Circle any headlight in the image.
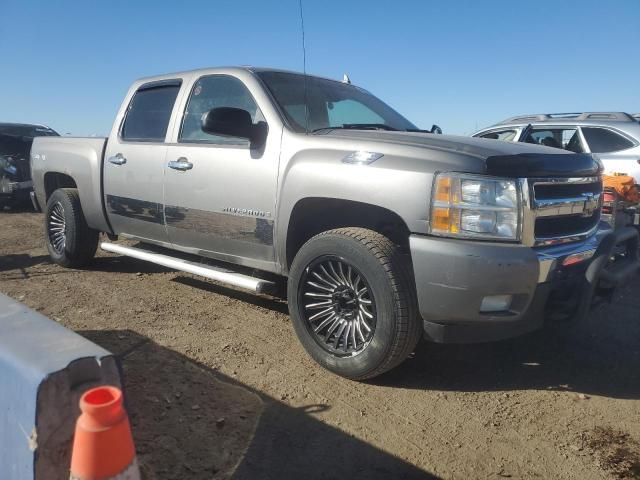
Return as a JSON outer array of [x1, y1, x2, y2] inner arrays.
[[429, 173, 521, 241]]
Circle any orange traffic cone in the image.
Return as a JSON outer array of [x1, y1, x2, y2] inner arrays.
[[69, 386, 140, 480]]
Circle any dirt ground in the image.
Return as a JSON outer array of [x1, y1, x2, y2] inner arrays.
[[1, 208, 639, 479]]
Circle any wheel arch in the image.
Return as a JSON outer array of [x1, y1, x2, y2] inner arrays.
[[284, 197, 411, 271], [42, 171, 111, 234], [43, 172, 77, 201]]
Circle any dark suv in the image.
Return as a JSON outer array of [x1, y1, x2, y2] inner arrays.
[[0, 123, 59, 209]]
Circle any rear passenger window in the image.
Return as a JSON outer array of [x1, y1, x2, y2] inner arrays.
[[524, 128, 585, 153], [121, 82, 181, 142], [581, 127, 635, 153], [180, 75, 264, 145]]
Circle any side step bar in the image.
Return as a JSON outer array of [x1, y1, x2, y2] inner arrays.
[[100, 243, 275, 294]]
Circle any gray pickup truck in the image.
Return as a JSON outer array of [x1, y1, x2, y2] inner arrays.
[[31, 67, 639, 379]]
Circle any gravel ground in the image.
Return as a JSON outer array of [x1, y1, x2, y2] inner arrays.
[[1, 208, 639, 479]]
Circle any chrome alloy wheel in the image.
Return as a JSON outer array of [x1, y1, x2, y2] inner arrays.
[[48, 201, 67, 254], [300, 256, 377, 356]]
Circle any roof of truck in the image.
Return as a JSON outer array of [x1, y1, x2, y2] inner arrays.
[[0, 123, 58, 137], [0, 122, 54, 128], [135, 66, 347, 85]]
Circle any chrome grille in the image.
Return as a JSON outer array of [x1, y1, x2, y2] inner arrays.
[[521, 177, 602, 246]]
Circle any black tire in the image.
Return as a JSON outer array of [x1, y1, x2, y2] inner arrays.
[[287, 227, 422, 380], [45, 188, 99, 267]]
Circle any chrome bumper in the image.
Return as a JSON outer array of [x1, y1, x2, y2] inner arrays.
[[536, 225, 609, 283], [410, 222, 638, 344]]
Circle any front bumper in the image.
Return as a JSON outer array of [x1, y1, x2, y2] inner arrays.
[[410, 224, 639, 344]]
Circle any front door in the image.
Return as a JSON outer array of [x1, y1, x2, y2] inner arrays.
[[103, 80, 182, 244], [163, 74, 279, 271]]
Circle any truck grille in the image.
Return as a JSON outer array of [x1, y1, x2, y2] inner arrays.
[[534, 214, 600, 238], [525, 177, 602, 246], [15, 158, 31, 182]]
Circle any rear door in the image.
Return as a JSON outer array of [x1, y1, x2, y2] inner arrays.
[[580, 126, 640, 181], [103, 79, 182, 244], [163, 74, 280, 271]]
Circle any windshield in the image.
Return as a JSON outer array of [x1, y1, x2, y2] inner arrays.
[[256, 71, 418, 133]]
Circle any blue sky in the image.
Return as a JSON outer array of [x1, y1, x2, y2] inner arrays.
[[1, 0, 639, 136]]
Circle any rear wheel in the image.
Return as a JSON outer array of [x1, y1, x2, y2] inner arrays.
[[288, 227, 422, 380], [45, 188, 99, 267]]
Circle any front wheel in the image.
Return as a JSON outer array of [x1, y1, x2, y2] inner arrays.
[[45, 188, 99, 267], [288, 228, 422, 380]]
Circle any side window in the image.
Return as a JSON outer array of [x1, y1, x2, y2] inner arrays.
[[122, 83, 181, 142], [524, 128, 585, 153], [479, 129, 517, 142], [581, 127, 635, 153], [180, 75, 264, 144], [327, 99, 385, 126]]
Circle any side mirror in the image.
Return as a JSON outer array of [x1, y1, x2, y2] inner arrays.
[[430, 124, 443, 135], [201, 107, 267, 147]]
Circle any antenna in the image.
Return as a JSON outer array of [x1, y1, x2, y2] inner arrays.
[[298, 0, 309, 133]]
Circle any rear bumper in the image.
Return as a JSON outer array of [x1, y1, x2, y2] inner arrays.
[[410, 225, 639, 344], [0, 179, 32, 196]]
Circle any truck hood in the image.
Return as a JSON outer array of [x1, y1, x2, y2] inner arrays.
[[323, 130, 566, 158], [319, 130, 601, 177]]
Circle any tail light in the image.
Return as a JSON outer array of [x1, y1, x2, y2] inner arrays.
[[602, 190, 616, 215], [603, 191, 616, 204]]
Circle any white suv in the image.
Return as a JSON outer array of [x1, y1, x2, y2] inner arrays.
[[473, 112, 640, 183]]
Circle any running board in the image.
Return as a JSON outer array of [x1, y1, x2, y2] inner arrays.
[[100, 242, 275, 294]]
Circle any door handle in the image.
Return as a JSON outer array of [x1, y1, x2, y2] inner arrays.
[[168, 157, 193, 171], [108, 153, 127, 165]]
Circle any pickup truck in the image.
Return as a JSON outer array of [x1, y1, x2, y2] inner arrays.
[[31, 67, 640, 380]]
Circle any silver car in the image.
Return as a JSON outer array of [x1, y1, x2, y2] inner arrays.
[[473, 112, 640, 183]]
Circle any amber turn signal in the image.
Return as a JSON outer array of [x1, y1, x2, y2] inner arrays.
[[434, 176, 452, 203], [431, 207, 460, 234]]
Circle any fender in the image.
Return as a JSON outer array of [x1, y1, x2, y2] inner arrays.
[[31, 136, 111, 233], [275, 146, 437, 271]]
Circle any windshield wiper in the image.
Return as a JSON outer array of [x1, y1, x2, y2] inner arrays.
[[311, 123, 400, 133]]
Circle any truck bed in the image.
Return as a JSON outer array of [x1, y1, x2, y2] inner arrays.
[[31, 136, 110, 233]]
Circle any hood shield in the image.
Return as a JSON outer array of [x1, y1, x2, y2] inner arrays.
[[485, 153, 601, 178]]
